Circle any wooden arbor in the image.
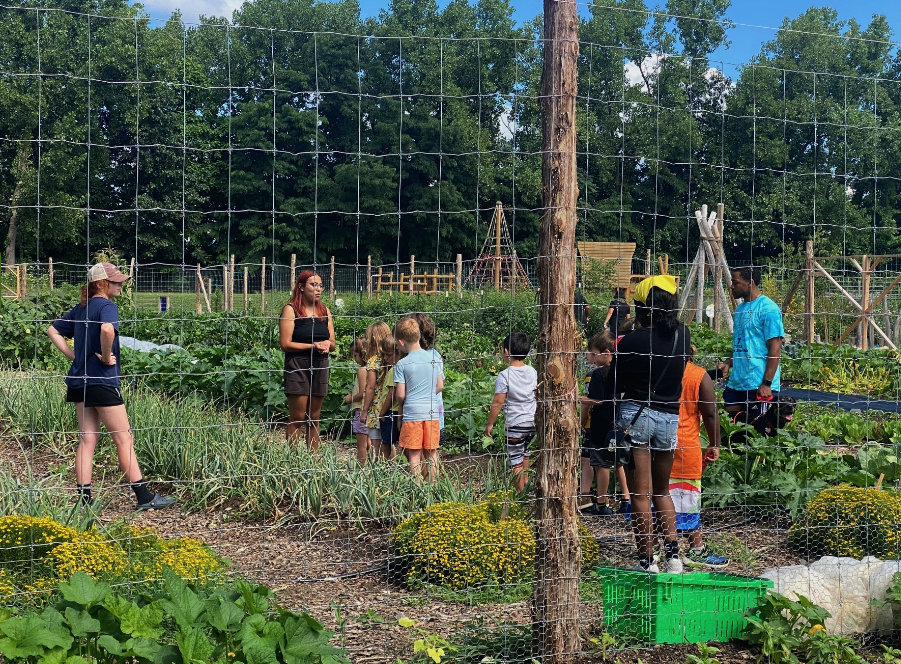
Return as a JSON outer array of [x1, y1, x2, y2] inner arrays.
[[678, 203, 734, 332], [782, 240, 901, 350]]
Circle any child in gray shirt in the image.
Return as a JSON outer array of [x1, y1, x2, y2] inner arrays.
[[485, 332, 537, 491]]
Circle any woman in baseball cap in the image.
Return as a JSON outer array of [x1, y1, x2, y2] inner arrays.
[[45, 262, 175, 510]]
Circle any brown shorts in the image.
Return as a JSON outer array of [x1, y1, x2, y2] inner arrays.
[[284, 353, 330, 397]]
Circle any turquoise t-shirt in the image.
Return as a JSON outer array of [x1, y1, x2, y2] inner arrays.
[[728, 295, 785, 391]]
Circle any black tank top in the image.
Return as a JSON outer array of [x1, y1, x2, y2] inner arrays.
[[290, 312, 330, 357]]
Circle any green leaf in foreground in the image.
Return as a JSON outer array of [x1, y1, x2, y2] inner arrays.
[[0, 614, 73, 658], [58, 572, 110, 607]]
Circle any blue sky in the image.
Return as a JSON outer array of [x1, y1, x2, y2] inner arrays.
[[141, 0, 901, 71]]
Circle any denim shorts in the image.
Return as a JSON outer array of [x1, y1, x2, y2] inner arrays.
[[618, 402, 679, 452]]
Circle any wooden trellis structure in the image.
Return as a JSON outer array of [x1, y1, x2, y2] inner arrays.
[[678, 203, 734, 332], [465, 202, 532, 291], [782, 240, 901, 350], [1, 264, 28, 298]]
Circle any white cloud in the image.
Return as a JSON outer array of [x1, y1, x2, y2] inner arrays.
[[138, 0, 244, 25], [624, 53, 665, 90]]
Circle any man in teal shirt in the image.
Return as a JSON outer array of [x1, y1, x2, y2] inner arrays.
[[718, 266, 785, 421]]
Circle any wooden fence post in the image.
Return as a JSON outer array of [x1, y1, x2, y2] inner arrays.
[[366, 255, 372, 298], [21, 264, 27, 298], [456, 254, 463, 298], [533, 0, 581, 658], [48, 257, 54, 291], [290, 253, 296, 289], [195, 264, 201, 314], [330, 256, 336, 300], [409, 255, 415, 293], [243, 266, 249, 312], [862, 255, 871, 351], [260, 258, 266, 312], [804, 240, 815, 344], [229, 254, 236, 312], [221, 264, 228, 312]]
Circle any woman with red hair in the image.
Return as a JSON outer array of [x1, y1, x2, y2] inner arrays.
[[279, 270, 335, 449]]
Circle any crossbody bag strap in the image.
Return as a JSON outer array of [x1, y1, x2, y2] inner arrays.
[[622, 326, 683, 428]]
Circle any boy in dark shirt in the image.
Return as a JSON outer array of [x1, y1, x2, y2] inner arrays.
[[580, 331, 630, 515]]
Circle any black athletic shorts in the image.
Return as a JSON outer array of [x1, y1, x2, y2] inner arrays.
[[65, 385, 124, 408]]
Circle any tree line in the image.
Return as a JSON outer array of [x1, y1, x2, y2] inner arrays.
[[2, 0, 900, 269]]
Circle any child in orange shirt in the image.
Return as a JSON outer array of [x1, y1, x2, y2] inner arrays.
[[671, 358, 727, 567]]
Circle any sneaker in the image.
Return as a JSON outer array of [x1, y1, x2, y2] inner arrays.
[[664, 556, 684, 574], [633, 561, 660, 573], [618, 500, 630, 515], [594, 505, 614, 516], [136, 493, 176, 510], [684, 547, 729, 568]]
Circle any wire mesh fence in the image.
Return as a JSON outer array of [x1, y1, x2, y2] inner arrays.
[[4, 1, 901, 662]]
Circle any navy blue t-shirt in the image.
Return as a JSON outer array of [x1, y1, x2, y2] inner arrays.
[[52, 297, 121, 388]]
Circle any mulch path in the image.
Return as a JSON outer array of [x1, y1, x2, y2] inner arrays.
[[0, 435, 844, 663]]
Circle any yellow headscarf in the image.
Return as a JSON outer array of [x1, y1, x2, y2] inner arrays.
[[633, 275, 677, 304]]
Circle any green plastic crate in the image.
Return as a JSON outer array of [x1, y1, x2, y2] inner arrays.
[[597, 566, 774, 644]]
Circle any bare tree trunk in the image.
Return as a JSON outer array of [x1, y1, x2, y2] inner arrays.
[[4, 145, 28, 267], [532, 0, 581, 661], [5, 204, 18, 267]]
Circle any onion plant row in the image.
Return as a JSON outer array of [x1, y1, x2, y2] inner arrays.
[[0, 373, 511, 523]]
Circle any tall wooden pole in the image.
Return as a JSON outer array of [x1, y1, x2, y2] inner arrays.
[[260, 257, 266, 312], [494, 202, 502, 290], [861, 255, 871, 350], [290, 253, 297, 290], [330, 255, 336, 300], [456, 253, 463, 298], [243, 266, 249, 312], [229, 254, 235, 312], [48, 257, 54, 291], [804, 240, 815, 344], [533, 0, 581, 660], [222, 264, 228, 312], [366, 255, 372, 298]]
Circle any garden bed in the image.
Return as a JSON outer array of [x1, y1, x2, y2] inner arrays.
[[0, 433, 821, 663]]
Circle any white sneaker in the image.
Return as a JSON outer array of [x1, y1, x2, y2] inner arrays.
[[664, 556, 684, 574], [633, 561, 660, 573]]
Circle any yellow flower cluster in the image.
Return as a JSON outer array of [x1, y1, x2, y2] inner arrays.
[[393, 500, 536, 590], [0, 515, 226, 602], [0, 515, 81, 564], [788, 484, 901, 559], [0, 568, 14, 596], [48, 539, 128, 580], [146, 537, 225, 580], [392, 491, 600, 591]]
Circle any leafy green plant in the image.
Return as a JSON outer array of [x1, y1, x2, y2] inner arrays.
[[685, 643, 721, 664], [0, 571, 348, 664], [397, 617, 456, 664], [448, 619, 532, 664], [744, 592, 865, 664], [705, 429, 848, 518]]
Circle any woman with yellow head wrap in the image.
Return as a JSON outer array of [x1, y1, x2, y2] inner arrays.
[[605, 275, 690, 573]]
